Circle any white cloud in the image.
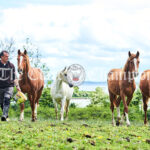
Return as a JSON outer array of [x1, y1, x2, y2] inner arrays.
[[0, 1, 150, 81]]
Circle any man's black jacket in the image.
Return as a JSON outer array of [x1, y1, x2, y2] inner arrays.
[[0, 61, 16, 88]]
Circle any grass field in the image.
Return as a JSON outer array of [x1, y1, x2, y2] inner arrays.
[[0, 119, 150, 150]]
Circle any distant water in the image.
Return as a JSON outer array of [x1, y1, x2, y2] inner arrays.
[[79, 81, 141, 93], [79, 81, 108, 93], [47, 81, 141, 94], [71, 98, 91, 108]]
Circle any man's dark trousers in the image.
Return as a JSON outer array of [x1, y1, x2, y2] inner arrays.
[[0, 87, 13, 119]]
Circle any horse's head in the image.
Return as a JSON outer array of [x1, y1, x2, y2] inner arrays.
[[59, 66, 73, 88], [17, 49, 29, 74], [127, 51, 140, 77]]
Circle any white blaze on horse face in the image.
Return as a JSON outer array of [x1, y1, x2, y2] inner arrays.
[[20, 56, 23, 66], [134, 58, 138, 73]]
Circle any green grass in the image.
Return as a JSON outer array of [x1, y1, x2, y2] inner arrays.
[[0, 119, 150, 150]]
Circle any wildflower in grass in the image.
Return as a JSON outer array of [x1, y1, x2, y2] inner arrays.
[[66, 131, 70, 135], [84, 132, 89, 135], [98, 136, 103, 139]]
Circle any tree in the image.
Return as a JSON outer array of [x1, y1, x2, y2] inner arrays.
[[90, 87, 109, 106], [22, 38, 51, 81], [0, 38, 15, 60]]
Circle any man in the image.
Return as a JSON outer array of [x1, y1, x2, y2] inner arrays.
[[0, 50, 20, 121]]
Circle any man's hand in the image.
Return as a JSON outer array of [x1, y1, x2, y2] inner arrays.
[[14, 79, 21, 92], [16, 86, 21, 92]]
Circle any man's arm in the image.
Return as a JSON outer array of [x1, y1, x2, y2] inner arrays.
[[13, 65, 21, 91], [14, 78, 21, 91]]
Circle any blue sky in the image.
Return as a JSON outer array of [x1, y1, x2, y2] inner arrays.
[[0, 0, 150, 81]]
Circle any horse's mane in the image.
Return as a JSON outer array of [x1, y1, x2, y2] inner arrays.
[[56, 72, 62, 80], [53, 72, 62, 92]]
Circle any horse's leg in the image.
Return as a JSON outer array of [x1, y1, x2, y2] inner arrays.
[[53, 99, 58, 120], [30, 92, 36, 122], [19, 92, 32, 121], [65, 100, 70, 120], [124, 95, 133, 126], [121, 93, 130, 126], [34, 103, 38, 120], [116, 96, 121, 126], [27, 93, 34, 121], [60, 96, 66, 121], [19, 103, 24, 121], [34, 87, 43, 120], [30, 102, 35, 122], [126, 95, 133, 106], [142, 95, 149, 125], [109, 91, 117, 126]]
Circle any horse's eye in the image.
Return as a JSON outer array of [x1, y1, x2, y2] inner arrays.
[[64, 74, 67, 76]]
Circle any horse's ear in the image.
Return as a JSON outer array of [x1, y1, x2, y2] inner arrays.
[[136, 51, 139, 58], [62, 66, 67, 72], [18, 49, 21, 55], [128, 51, 131, 57], [24, 49, 27, 55]]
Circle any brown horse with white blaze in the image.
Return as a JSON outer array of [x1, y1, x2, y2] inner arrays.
[[140, 70, 150, 125], [107, 51, 140, 126], [17, 49, 44, 121]]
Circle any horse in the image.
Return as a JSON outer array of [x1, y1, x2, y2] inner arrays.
[[51, 67, 74, 121], [140, 70, 150, 125], [107, 51, 140, 126], [17, 49, 44, 121]]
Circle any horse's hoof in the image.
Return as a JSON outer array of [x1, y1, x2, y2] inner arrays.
[[19, 119, 24, 122], [127, 123, 130, 127], [144, 123, 148, 126], [116, 118, 121, 126], [65, 118, 68, 121], [112, 122, 116, 126], [32, 119, 36, 122], [116, 121, 120, 126]]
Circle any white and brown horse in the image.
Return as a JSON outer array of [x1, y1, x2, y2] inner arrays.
[[107, 51, 140, 126], [17, 49, 44, 121]]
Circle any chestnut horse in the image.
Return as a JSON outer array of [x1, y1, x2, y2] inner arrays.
[[140, 70, 150, 125], [17, 49, 44, 121], [107, 51, 140, 126]]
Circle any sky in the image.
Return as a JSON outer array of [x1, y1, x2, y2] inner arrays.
[[0, 0, 150, 82]]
